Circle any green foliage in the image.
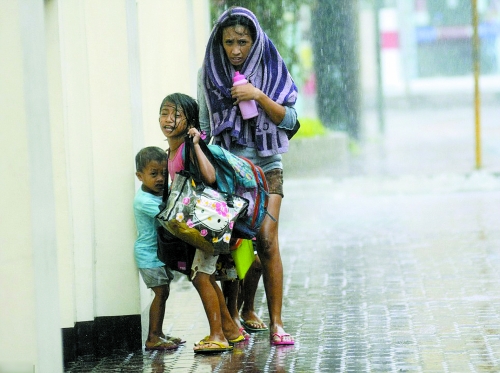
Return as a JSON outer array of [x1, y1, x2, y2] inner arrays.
[[294, 117, 327, 139]]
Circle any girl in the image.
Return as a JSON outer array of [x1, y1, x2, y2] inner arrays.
[[159, 93, 245, 353]]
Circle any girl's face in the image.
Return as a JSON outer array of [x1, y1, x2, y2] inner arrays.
[[222, 25, 253, 70], [159, 102, 187, 139]]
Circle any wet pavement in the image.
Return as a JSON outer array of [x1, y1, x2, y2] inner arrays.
[[65, 101, 500, 372]]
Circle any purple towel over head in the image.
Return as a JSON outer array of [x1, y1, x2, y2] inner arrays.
[[202, 7, 298, 156]]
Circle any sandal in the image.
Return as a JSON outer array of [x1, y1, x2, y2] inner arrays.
[[193, 339, 233, 354], [270, 333, 295, 346], [228, 334, 246, 345], [145, 339, 179, 351], [239, 327, 251, 340], [240, 318, 268, 332], [165, 335, 186, 345]]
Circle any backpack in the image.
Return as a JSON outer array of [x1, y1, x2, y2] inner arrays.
[[199, 141, 273, 239]]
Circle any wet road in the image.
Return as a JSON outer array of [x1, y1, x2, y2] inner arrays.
[[65, 102, 500, 372]]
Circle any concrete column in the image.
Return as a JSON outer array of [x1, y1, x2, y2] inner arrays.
[[57, 0, 96, 327], [82, 0, 140, 318], [0, 0, 63, 372], [45, 0, 76, 332]]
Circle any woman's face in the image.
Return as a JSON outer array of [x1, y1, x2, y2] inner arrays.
[[221, 25, 253, 70]]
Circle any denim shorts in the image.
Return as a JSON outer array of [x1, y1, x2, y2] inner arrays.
[[139, 266, 174, 288]]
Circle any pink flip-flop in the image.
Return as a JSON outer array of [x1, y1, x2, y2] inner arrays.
[[239, 327, 251, 340], [270, 333, 295, 346]]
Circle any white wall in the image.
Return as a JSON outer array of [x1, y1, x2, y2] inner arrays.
[[0, 0, 38, 368], [0, 1, 63, 371], [0, 0, 210, 370], [46, 0, 76, 330], [138, 0, 210, 151], [84, 0, 140, 318]]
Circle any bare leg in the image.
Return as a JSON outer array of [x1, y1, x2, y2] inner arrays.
[[192, 272, 228, 346], [222, 279, 242, 327], [239, 256, 267, 330], [146, 285, 177, 349], [211, 276, 241, 341], [256, 194, 293, 343]]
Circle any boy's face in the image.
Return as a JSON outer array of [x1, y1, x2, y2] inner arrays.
[[136, 160, 167, 196], [159, 102, 187, 138]]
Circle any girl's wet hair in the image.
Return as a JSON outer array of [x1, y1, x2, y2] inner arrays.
[[135, 146, 166, 172], [217, 13, 257, 44], [159, 93, 200, 131]]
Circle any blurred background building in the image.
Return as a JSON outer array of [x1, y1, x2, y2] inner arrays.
[[373, 0, 500, 98]]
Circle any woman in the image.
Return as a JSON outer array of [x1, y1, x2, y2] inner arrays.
[[198, 6, 298, 345]]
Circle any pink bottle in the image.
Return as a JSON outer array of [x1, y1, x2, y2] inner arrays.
[[233, 71, 259, 120]]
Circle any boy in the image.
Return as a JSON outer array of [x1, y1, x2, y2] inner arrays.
[[134, 146, 184, 350]]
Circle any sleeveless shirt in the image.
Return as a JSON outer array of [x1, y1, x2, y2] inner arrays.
[[167, 142, 185, 181]]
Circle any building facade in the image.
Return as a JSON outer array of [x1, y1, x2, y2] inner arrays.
[[0, 1, 209, 371]]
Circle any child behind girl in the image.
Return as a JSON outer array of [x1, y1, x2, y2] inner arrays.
[[159, 93, 245, 353], [134, 146, 185, 351]]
